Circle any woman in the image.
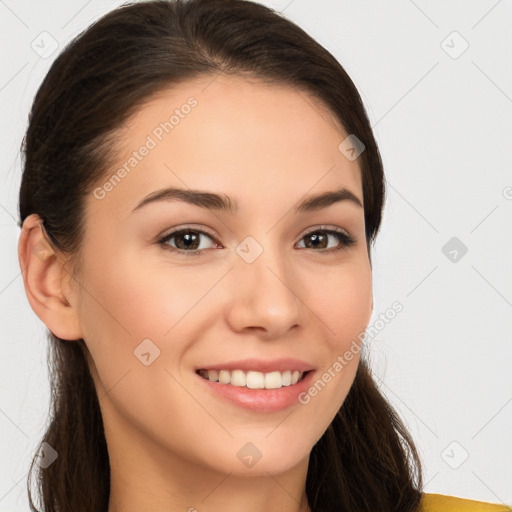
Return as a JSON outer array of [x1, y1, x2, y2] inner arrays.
[[16, 1, 511, 511]]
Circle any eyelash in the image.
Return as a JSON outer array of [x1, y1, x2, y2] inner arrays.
[[157, 225, 356, 257]]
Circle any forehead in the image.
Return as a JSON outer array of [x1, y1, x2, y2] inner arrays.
[[92, 74, 363, 217]]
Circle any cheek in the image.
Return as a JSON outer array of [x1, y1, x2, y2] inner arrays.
[[82, 249, 189, 333], [300, 259, 371, 405], [77, 248, 229, 370], [309, 260, 372, 350], [294, 263, 371, 434]]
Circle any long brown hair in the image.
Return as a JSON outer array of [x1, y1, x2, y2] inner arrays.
[[18, 1, 423, 510]]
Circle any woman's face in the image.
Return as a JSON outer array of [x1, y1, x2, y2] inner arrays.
[[72, 74, 372, 477]]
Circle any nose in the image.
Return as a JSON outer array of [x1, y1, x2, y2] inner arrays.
[[225, 246, 302, 340]]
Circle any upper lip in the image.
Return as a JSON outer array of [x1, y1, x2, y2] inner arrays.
[[195, 358, 315, 373]]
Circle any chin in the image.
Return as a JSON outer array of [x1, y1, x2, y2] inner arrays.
[[202, 438, 311, 476]]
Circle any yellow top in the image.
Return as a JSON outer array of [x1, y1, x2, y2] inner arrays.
[[421, 493, 512, 511]]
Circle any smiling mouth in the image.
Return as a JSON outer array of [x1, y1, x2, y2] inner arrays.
[[196, 368, 310, 389]]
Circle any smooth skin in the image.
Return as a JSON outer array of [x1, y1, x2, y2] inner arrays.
[[18, 74, 373, 512]]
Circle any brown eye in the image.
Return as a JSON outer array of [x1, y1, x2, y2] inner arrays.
[[303, 232, 329, 249], [173, 231, 201, 250], [297, 229, 355, 252], [159, 229, 218, 254]]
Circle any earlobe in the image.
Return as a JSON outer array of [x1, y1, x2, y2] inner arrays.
[[18, 214, 83, 341]]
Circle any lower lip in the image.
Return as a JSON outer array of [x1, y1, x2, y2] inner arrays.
[[196, 370, 315, 413]]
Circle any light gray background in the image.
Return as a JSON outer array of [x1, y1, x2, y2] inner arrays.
[[1, 0, 511, 509]]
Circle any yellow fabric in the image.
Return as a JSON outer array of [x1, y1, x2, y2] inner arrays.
[[421, 493, 512, 511]]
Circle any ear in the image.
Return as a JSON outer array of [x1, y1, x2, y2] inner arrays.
[[18, 213, 83, 340]]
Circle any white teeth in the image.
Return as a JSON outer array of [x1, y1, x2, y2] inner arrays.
[[230, 369, 246, 387], [198, 369, 306, 389], [247, 371, 265, 389], [218, 370, 231, 384], [282, 370, 292, 386], [264, 371, 282, 389]]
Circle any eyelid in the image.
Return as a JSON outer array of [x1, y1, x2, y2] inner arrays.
[[298, 224, 351, 239], [158, 224, 219, 242]]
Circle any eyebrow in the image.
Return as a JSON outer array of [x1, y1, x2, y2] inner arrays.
[[131, 186, 363, 214]]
